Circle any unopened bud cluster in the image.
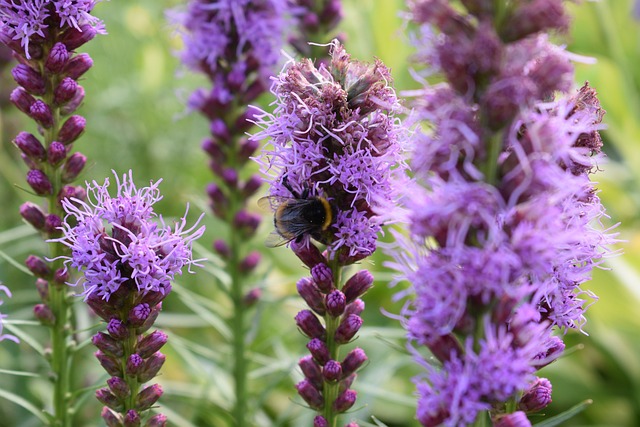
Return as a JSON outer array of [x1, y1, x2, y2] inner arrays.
[[89, 286, 169, 427], [291, 243, 372, 420]]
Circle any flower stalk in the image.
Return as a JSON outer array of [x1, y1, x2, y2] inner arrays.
[[170, 2, 289, 424], [0, 2, 105, 425], [254, 41, 404, 425]]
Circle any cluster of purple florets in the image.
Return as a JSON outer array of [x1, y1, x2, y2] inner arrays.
[[387, 0, 616, 425], [254, 40, 404, 264], [55, 171, 204, 301]]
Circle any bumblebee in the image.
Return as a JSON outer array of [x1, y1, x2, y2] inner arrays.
[[259, 177, 335, 247]]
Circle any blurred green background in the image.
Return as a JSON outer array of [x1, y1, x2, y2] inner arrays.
[[0, 0, 638, 426]]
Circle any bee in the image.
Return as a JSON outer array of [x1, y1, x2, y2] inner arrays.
[[259, 176, 335, 247]]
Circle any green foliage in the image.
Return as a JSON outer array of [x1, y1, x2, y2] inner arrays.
[[0, 0, 638, 426]]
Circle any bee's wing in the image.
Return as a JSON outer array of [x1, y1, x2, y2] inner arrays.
[[264, 230, 293, 248], [257, 196, 275, 211]]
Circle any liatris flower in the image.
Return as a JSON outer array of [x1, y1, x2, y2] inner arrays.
[[169, 1, 288, 425], [287, 0, 343, 61], [52, 170, 205, 426], [0, 285, 18, 343], [388, 1, 617, 426], [253, 40, 403, 425], [1, 2, 104, 425]]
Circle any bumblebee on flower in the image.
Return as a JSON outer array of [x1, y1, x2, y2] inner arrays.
[[254, 39, 405, 265]]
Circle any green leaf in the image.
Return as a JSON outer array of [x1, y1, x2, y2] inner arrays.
[[533, 400, 593, 427], [2, 323, 44, 356], [0, 368, 41, 378], [0, 249, 33, 276], [0, 388, 51, 424], [171, 285, 231, 340]]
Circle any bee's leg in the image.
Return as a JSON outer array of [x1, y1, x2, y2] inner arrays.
[[282, 174, 301, 198]]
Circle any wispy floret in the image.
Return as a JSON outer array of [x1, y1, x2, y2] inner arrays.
[[0, 285, 18, 343], [254, 40, 404, 263], [54, 170, 205, 300]]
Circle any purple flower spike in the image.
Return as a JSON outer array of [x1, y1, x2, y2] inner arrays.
[[253, 40, 405, 263], [391, 1, 617, 425]]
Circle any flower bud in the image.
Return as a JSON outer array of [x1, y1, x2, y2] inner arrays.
[[123, 410, 141, 427], [307, 338, 330, 365], [35, 278, 49, 301], [135, 304, 162, 335], [138, 330, 168, 358], [53, 267, 68, 284], [44, 214, 63, 235], [145, 413, 168, 427], [238, 137, 259, 162], [107, 376, 131, 401], [26, 255, 51, 278], [297, 277, 325, 315], [14, 132, 46, 162], [92, 332, 124, 358], [323, 360, 342, 382], [213, 239, 230, 259], [106, 318, 129, 340], [10, 87, 35, 114], [45, 42, 70, 73], [54, 77, 79, 105], [296, 379, 324, 409], [96, 387, 124, 412], [233, 210, 261, 236], [135, 384, 163, 411], [63, 53, 93, 79], [101, 407, 122, 427], [299, 355, 323, 390], [34, 303, 55, 326], [342, 348, 367, 377], [291, 240, 326, 269], [243, 288, 262, 307], [221, 168, 239, 189], [519, 377, 552, 412], [20, 202, 46, 229], [26, 169, 53, 195], [58, 184, 86, 203], [138, 352, 166, 383], [313, 416, 328, 427], [61, 85, 85, 115], [126, 354, 144, 377], [493, 411, 532, 427], [295, 310, 326, 339], [310, 263, 333, 293], [333, 389, 357, 413], [239, 251, 260, 273], [325, 290, 346, 317], [58, 115, 86, 144], [533, 336, 565, 368], [96, 351, 123, 377], [129, 303, 151, 327], [62, 152, 87, 182], [29, 100, 54, 128], [343, 270, 373, 303], [210, 118, 230, 143], [202, 137, 224, 158], [62, 24, 98, 50], [344, 299, 365, 317], [12, 64, 45, 95], [242, 174, 262, 198], [334, 314, 362, 344], [47, 142, 67, 166]]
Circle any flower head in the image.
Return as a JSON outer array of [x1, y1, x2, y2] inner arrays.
[[254, 40, 404, 262], [0, 0, 105, 58], [54, 170, 205, 301]]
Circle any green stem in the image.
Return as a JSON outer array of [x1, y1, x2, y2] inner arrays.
[[41, 49, 73, 427], [321, 260, 343, 427]]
